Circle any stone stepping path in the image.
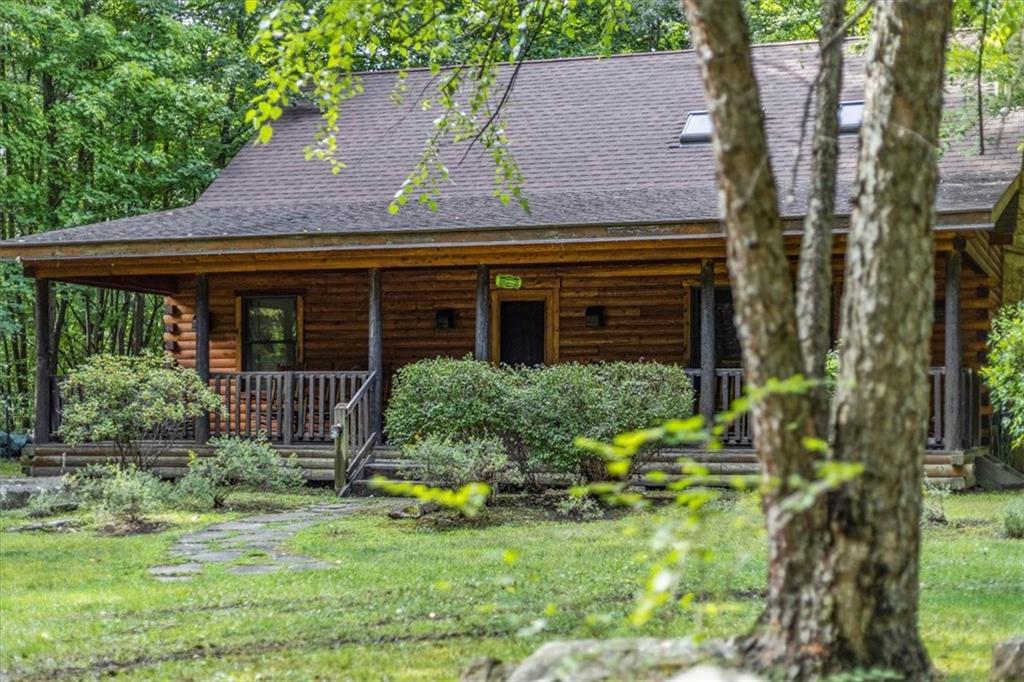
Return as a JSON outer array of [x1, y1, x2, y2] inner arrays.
[[149, 501, 366, 582]]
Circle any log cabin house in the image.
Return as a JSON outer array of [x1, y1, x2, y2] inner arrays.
[[2, 41, 1021, 492]]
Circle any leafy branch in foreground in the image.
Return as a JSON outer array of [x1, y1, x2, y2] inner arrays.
[[575, 374, 862, 627], [246, 0, 633, 213], [369, 478, 492, 517]]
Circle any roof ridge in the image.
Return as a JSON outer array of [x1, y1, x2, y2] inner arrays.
[[346, 36, 864, 79]]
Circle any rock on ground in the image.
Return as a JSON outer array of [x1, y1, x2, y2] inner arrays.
[[496, 637, 742, 682], [0, 477, 64, 510], [992, 637, 1024, 682], [669, 665, 764, 682]]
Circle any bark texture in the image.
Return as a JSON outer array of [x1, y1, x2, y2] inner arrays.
[[796, 0, 844, 437], [679, 1, 829, 675], [829, 0, 951, 675], [682, 0, 952, 677]]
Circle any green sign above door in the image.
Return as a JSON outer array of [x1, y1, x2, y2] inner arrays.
[[495, 274, 523, 290]]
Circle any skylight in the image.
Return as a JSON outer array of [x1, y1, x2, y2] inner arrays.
[[838, 100, 864, 133], [679, 111, 712, 143]]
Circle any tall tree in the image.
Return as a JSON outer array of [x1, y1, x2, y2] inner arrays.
[[681, 0, 950, 676], [0, 0, 267, 429], [795, 0, 844, 436]]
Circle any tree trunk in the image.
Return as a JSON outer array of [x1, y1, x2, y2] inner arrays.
[[679, 1, 829, 675], [130, 294, 146, 355], [827, 0, 950, 675], [682, 0, 951, 677], [796, 0, 844, 437]]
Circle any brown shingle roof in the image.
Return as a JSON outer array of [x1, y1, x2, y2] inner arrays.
[[4, 40, 1021, 254]]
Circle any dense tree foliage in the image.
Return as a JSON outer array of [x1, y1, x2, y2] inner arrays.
[[0, 0, 267, 430]]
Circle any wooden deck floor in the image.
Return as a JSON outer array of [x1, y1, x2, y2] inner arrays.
[[26, 442, 980, 490]]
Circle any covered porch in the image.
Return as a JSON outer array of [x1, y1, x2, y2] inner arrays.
[[26, 229, 995, 490]]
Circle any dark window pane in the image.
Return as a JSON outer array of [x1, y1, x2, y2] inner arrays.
[[242, 296, 298, 370]]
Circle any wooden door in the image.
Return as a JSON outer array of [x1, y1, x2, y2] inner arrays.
[[499, 300, 546, 365], [490, 288, 559, 365]]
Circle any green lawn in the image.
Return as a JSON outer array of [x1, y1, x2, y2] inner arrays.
[[1, 491, 1021, 681], [0, 459, 25, 477]]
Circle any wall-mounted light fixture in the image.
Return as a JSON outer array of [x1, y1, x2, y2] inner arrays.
[[435, 308, 456, 329]]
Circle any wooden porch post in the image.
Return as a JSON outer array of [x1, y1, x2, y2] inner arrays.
[[368, 268, 383, 437], [34, 278, 52, 445], [943, 241, 964, 451], [474, 265, 490, 362], [699, 260, 716, 425], [194, 274, 211, 444]]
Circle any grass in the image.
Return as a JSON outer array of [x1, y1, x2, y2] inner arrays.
[[0, 459, 25, 477], [0, 490, 1021, 681]]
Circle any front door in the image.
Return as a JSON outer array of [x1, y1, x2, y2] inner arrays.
[[499, 300, 546, 366]]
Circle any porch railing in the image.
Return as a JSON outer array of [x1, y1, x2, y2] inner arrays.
[[49, 371, 372, 445], [927, 367, 983, 450], [685, 366, 983, 450], [210, 371, 372, 444], [331, 371, 379, 494]]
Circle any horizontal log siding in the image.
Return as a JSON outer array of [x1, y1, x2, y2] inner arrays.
[[380, 269, 476, 368], [167, 272, 368, 373], [557, 272, 689, 363], [166, 266, 695, 373], [164, 241, 996, 378]]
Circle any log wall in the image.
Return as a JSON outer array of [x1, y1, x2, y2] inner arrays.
[[164, 247, 999, 377], [165, 265, 696, 374]]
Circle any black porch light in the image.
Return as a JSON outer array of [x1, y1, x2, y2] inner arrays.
[[435, 308, 456, 329]]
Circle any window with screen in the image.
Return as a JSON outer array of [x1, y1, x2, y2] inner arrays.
[[241, 295, 300, 371]]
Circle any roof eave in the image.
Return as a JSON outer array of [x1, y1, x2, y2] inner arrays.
[[0, 207, 997, 265]]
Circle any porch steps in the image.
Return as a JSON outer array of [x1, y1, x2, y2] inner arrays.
[[24, 443, 978, 492], [351, 447, 977, 492], [975, 454, 1024, 490]]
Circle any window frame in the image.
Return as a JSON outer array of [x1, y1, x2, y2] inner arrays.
[[234, 292, 304, 372], [838, 100, 865, 133], [679, 111, 713, 144]]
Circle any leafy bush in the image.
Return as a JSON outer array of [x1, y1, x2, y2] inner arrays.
[[1004, 499, 1024, 539], [25, 488, 79, 518], [177, 436, 304, 509], [385, 359, 694, 484], [69, 464, 168, 524], [982, 302, 1024, 448], [554, 492, 604, 521], [520, 362, 695, 481], [403, 435, 523, 493], [921, 482, 949, 525], [59, 353, 222, 469], [385, 356, 518, 445]]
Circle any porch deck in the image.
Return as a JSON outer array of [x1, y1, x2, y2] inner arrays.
[[23, 442, 980, 490], [26, 364, 985, 491]]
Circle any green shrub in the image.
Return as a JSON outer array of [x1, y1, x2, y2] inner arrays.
[[982, 302, 1024, 449], [59, 353, 222, 469], [1004, 499, 1024, 539], [177, 436, 304, 509], [69, 464, 168, 524], [385, 357, 519, 446], [554, 492, 604, 521], [385, 358, 694, 484], [520, 362, 694, 481], [25, 488, 79, 518], [403, 435, 523, 493], [921, 482, 949, 525]]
